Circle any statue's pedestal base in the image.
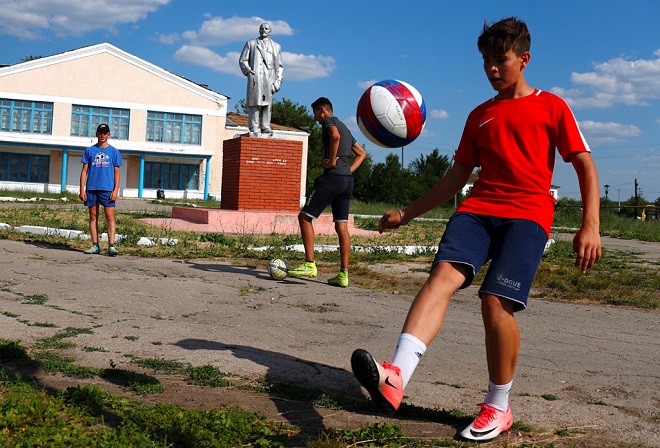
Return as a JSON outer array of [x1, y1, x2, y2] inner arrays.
[[221, 137, 303, 212]]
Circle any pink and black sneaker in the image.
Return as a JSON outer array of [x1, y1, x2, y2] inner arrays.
[[351, 349, 404, 414], [460, 403, 514, 441]]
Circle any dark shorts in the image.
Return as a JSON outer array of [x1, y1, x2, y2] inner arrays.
[[84, 190, 116, 208], [433, 212, 548, 311], [301, 175, 354, 222]]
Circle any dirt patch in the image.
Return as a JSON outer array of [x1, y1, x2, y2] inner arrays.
[[0, 238, 658, 447]]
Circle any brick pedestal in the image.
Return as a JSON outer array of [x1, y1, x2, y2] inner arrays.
[[221, 137, 303, 212]]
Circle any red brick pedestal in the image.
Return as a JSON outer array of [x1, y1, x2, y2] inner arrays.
[[221, 137, 303, 212]]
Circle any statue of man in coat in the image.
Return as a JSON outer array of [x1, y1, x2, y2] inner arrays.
[[239, 22, 284, 137]]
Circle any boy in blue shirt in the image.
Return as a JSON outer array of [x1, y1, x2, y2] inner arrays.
[[79, 124, 123, 256]]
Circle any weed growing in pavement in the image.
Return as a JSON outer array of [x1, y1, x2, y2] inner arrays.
[[186, 364, 233, 387]]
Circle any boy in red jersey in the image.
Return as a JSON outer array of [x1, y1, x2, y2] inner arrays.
[[351, 17, 601, 442]]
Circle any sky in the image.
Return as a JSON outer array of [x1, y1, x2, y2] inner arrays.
[[1, 0, 659, 202]]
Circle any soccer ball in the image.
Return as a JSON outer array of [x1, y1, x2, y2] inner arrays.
[[268, 258, 290, 281], [356, 79, 426, 148]]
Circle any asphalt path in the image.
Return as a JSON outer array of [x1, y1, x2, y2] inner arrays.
[[0, 235, 657, 447]]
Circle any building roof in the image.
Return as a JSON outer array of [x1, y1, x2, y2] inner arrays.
[[0, 43, 229, 103]]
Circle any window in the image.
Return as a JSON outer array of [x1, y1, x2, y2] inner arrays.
[[71, 105, 130, 139], [0, 152, 50, 183], [144, 161, 199, 190], [146, 111, 202, 144], [0, 99, 53, 134]]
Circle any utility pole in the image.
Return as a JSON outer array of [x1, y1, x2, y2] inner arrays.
[[634, 178, 639, 219]]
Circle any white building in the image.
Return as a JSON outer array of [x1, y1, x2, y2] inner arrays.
[[0, 43, 308, 200]]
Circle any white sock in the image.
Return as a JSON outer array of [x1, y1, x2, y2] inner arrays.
[[391, 333, 427, 388], [484, 379, 512, 412]]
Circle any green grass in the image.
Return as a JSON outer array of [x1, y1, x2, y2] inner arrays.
[[534, 241, 659, 309], [0, 371, 292, 447]]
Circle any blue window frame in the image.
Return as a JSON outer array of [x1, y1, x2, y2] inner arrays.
[[71, 105, 130, 139], [0, 99, 53, 134], [0, 152, 50, 183], [146, 111, 202, 144], [143, 161, 199, 190]]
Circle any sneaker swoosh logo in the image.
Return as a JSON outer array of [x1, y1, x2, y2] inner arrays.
[[470, 425, 499, 438], [384, 376, 399, 390], [479, 117, 495, 127]]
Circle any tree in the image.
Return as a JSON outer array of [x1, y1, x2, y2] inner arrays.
[[366, 154, 410, 204], [406, 149, 453, 203], [351, 150, 373, 202], [19, 55, 43, 63]]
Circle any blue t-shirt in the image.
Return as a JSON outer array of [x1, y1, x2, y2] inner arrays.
[[81, 144, 123, 191]]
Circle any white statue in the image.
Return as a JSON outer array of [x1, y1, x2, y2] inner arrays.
[[239, 22, 284, 137]]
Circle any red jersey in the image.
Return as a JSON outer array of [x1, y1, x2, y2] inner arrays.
[[455, 89, 590, 236]]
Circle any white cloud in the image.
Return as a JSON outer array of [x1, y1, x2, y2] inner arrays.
[[282, 52, 335, 81], [552, 50, 660, 109], [0, 0, 170, 39], [177, 16, 294, 46], [173, 46, 335, 82], [358, 80, 379, 89], [173, 46, 243, 76], [430, 109, 449, 119], [579, 120, 642, 143], [167, 15, 332, 81]]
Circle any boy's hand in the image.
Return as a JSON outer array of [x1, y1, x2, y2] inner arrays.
[[79, 191, 86, 202], [322, 157, 338, 169], [378, 210, 404, 233], [573, 226, 601, 274]]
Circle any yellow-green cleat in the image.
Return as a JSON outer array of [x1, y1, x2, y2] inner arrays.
[[288, 261, 317, 278], [328, 270, 348, 287]]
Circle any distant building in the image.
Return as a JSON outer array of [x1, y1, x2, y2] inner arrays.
[[0, 43, 308, 200], [461, 173, 560, 200]]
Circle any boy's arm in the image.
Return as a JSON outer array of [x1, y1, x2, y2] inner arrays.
[[349, 141, 366, 173], [379, 161, 473, 233], [571, 152, 601, 273], [110, 166, 121, 201], [79, 163, 88, 201]]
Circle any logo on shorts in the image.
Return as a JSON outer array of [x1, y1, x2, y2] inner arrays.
[[496, 273, 521, 291]]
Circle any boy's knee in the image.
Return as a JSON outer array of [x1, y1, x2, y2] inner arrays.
[[481, 294, 515, 318]]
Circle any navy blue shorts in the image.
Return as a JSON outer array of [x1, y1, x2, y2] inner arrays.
[[433, 212, 548, 311], [84, 190, 116, 208], [301, 174, 354, 222]]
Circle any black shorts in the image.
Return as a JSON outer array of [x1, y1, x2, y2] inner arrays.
[[301, 174, 354, 222]]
